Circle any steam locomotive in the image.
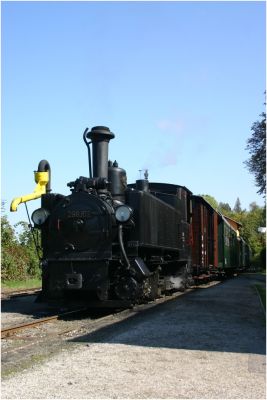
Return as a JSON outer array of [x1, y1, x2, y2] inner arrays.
[[11, 126, 250, 306]]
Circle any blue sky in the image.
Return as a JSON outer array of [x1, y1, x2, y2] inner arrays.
[[2, 1, 266, 227]]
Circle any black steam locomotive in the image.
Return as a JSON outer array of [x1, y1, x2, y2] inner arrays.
[[26, 126, 193, 306]]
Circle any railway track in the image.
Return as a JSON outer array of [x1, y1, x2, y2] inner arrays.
[[1, 280, 223, 380], [1, 287, 41, 300], [1, 307, 89, 339], [1, 280, 221, 341]]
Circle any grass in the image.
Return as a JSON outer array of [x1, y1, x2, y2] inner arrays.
[[255, 284, 266, 313], [1, 278, 41, 291], [2, 353, 48, 379]]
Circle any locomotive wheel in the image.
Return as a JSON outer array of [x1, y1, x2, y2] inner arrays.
[[114, 276, 140, 301]]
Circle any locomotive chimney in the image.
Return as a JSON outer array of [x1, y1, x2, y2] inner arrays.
[[87, 126, 115, 179]]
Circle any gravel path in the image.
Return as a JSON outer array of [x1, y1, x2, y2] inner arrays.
[[1, 274, 266, 399]]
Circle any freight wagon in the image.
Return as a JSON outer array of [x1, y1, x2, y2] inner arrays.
[[191, 196, 250, 280]]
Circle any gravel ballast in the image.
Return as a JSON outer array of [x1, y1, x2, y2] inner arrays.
[[1, 274, 266, 399]]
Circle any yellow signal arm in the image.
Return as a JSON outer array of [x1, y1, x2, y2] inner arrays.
[[10, 170, 49, 212]]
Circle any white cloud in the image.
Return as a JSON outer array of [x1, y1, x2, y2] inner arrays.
[[156, 118, 185, 136]]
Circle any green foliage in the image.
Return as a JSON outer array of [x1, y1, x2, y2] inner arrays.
[[218, 202, 232, 215], [232, 203, 265, 257], [200, 195, 219, 210], [233, 197, 242, 213], [1, 211, 41, 281], [245, 106, 266, 196], [1, 215, 17, 247], [202, 195, 233, 216], [255, 284, 266, 312], [253, 247, 266, 272], [2, 278, 41, 290], [16, 221, 42, 277], [1, 245, 29, 281]]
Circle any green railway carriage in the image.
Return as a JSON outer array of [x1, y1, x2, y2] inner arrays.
[[238, 237, 246, 269], [218, 216, 239, 273], [237, 237, 251, 270]]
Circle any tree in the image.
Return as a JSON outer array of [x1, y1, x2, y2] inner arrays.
[[1, 214, 17, 247], [16, 221, 41, 277], [1, 206, 41, 281], [245, 102, 266, 196], [1, 215, 28, 281], [234, 202, 266, 258], [201, 195, 218, 210], [218, 202, 232, 216], [233, 197, 242, 213]]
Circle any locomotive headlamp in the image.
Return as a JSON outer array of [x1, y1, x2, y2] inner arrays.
[[31, 208, 50, 226], [115, 205, 133, 223]]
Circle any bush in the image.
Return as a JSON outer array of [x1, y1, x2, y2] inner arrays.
[[1, 245, 29, 281], [260, 247, 266, 272], [1, 214, 41, 281]]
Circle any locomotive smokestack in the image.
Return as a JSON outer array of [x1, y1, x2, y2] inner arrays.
[[87, 126, 115, 179]]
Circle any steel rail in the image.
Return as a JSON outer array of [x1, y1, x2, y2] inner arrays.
[[1, 288, 41, 299], [1, 281, 221, 340], [1, 308, 87, 339]]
